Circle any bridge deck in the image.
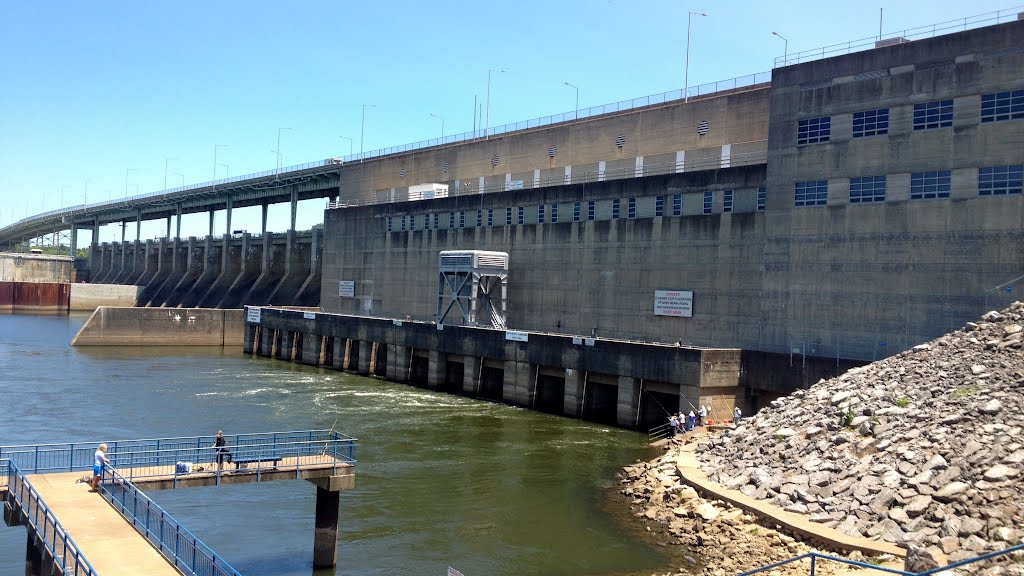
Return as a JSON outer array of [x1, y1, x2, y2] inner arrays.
[[25, 471, 178, 576]]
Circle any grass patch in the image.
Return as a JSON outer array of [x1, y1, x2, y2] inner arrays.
[[953, 385, 978, 398], [894, 397, 910, 408]]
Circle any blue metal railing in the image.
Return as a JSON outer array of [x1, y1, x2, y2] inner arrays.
[[100, 465, 242, 576], [1, 459, 98, 576], [738, 543, 1024, 576]]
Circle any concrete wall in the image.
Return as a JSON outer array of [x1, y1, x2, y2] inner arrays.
[[69, 283, 144, 311], [71, 307, 245, 346], [0, 253, 72, 283]]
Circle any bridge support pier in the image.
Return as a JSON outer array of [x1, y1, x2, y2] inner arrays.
[[312, 485, 340, 568]]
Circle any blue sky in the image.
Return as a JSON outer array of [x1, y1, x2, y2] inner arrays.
[[1, 0, 1018, 243]]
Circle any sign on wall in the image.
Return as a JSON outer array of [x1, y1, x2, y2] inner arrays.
[[246, 307, 261, 324], [654, 290, 693, 317], [505, 330, 529, 342], [303, 311, 316, 320], [339, 280, 355, 298]]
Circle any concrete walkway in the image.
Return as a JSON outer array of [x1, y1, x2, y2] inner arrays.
[[25, 471, 180, 576], [671, 436, 906, 559]]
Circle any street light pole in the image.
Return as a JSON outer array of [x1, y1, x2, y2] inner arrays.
[[772, 31, 788, 64], [338, 136, 353, 157], [429, 113, 445, 141], [84, 178, 93, 207], [174, 173, 185, 187], [360, 104, 376, 159], [218, 163, 230, 179], [486, 68, 505, 139], [274, 127, 292, 175], [564, 81, 579, 120], [684, 11, 708, 102], [125, 168, 136, 199], [213, 144, 227, 183], [163, 156, 177, 190]]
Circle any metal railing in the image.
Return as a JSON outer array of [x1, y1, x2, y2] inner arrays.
[[738, 543, 1024, 576], [776, 7, 1024, 67], [1, 459, 98, 576], [100, 465, 242, 576]]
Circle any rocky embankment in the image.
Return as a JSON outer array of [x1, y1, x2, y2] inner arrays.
[[698, 303, 1024, 567]]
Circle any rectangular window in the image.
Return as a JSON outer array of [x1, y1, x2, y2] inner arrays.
[[702, 191, 713, 214], [849, 176, 886, 203], [400, 216, 406, 231], [757, 186, 766, 211], [487, 208, 494, 226], [797, 116, 831, 145], [587, 200, 596, 221], [611, 199, 620, 219], [433, 213, 439, 229], [551, 204, 559, 223], [627, 197, 636, 219], [518, 206, 525, 225], [655, 195, 665, 217], [981, 90, 1024, 123], [476, 210, 482, 227], [852, 108, 889, 137], [723, 189, 734, 213], [672, 193, 682, 216], [506, 207, 513, 226], [538, 204, 545, 224], [459, 211, 465, 228], [913, 99, 953, 130], [387, 217, 393, 232], [978, 165, 1024, 196], [794, 180, 828, 207], [573, 202, 581, 222], [910, 171, 951, 200], [449, 212, 455, 229]]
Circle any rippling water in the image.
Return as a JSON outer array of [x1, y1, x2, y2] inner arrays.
[[0, 313, 680, 575]]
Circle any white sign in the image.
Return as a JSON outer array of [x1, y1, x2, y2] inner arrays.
[[505, 330, 529, 342], [508, 180, 524, 190], [303, 311, 316, 320], [572, 336, 583, 345], [393, 319, 403, 327], [339, 280, 355, 298], [246, 307, 261, 324], [584, 338, 595, 347], [654, 290, 693, 317]]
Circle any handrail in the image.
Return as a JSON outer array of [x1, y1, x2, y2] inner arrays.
[[738, 543, 1024, 576], [2, 459, 98, 576], [100, 465, 242, 576], [775, 7, 1024, 67]]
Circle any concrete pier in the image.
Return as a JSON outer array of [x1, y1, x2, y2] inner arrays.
[[312, 486, 341, 568]]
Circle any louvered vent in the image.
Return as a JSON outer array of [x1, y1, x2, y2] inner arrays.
[[615, 134, 625, 148], [490, 154, 499, 167], [442, 161, 449, 173], [697, 120, 710, 136], [548, 145, 557, 157]]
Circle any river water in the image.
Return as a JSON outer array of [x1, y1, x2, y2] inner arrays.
[[0, 313, 683, 576]]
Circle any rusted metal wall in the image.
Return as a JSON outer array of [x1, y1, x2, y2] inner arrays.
[[0, 282, 70, 311]]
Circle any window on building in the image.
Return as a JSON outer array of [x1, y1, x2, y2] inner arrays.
[[723, 189, 734, 213], [978, 165, 1024, 196], [797, 116, 831, 145], [627, 197, 637, 219], [459, 211, 465, 228], [913, 99, 953, 130], [518, 206, 525, 225], [387, 217, 393, 232], [757, 186, 766, 211], [849, 176, 886, 203], [910, 171, 951, 200], [506, 207, 513, 226], [487, 208, 494, 226], [587, 200, 596, 221], [655, 195, 665, 217], [794, 180, 828, 207], [449, 212, 455, 229], [703, 191, 713, 214], [400, 216, 406, 231], [538, 204, 545, 224], [551, 204, 559, 223], [981, 90, 1024, 123], [672, 193, 682, 216], [476, 210, 482, 227], [433, 213, 439, 229], [611, 199, 620, 219], [852, 108, 889, 137], [573, 201, 581, 222]]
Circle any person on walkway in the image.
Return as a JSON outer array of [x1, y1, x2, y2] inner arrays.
[[733, 406, 742, 426], [90, 443, 110, 492], [698, 405, 707, 426], [214, 430, 230, 472], [676, 412, 686, 434], [687, 411, 696, 431], [668, 414, 678, 437]]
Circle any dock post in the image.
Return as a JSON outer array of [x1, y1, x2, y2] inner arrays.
[[313, 485, 341, 568]]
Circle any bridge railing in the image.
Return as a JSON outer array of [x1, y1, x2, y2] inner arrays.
[[0, 430, 357, 477], [1, 459, 98, 576]]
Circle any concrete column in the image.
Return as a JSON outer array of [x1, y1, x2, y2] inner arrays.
[[243, 323, 257, 355], [616, 376, 641, 428], [261, 204, 269, 235], [277, 331, 295, 361], [136, 210, 142, 241], [427, 349, 444, 388], [301, 333, 323, 366], [289, 189, 298, 231], [387, 345, 409, 381], [166, 215, 172, 240], [312, 486, 340, 568], [208, 210, 215, 238], [225, 196, 233, 235], [259, 327, 275, 357], [332, 338, 344, 370], [26, 530, 42, 576], [69, 226, 78, 257], [120, 221, 126, 243], [342, 339, 352, 371], [357, 341, 371, 374], [503, 360, 533, 406], [462, 356, 481, 395], [563, 368, 583, 417], [175, 203, 183, 239]]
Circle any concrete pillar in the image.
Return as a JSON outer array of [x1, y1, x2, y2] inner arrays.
[[243, 323, 257, 355], [277, 331, 295, 361], [25, 530, 42, 576], [301, 333, 323, 366], [462, 356, 481, 395], [616, 376, 641, 428], [259, 328, 275, 357], [503, 360, 533, 406], [289, 189, 298, 231], [368, 342, 379, 375], [69, 226, 78, 257], [312, 486, 340, 568], [166, 215, 172, 240], [332, 338, 344, 370], [563, 368, 583, 417], [225, 196, 233, 235], [120, 221, 126, 243], [261, 204, 269, 235], [136, 210, 142, 241], [175, 203, 183, 239], [208, 210, 215, 238], [357, 341, 371, 374], [342, 339, 352, 371], [387, 345, 409, 381], [427, 349, 444, 388]]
